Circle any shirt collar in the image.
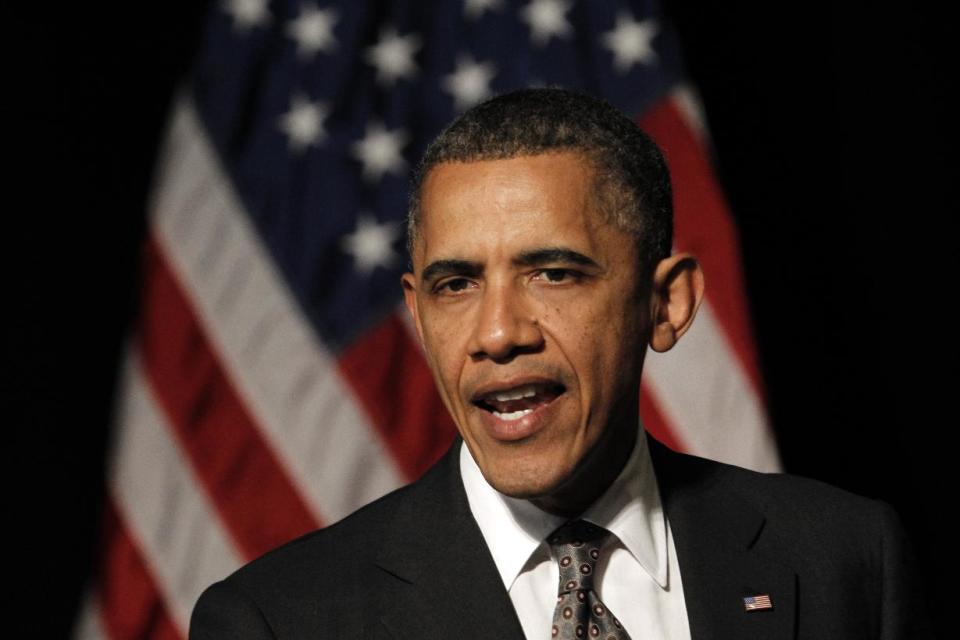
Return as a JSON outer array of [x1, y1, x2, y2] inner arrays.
[[460, 425, 669, 591]]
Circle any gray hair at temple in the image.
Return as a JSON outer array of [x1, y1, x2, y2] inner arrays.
[[406, 87, 674, 278]]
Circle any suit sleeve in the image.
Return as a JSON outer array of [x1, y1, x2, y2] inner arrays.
[[875, 501, 935, 640], [189, 580, 275, 640]]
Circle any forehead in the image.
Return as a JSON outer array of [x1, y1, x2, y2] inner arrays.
[[415, 152, 624, 266]]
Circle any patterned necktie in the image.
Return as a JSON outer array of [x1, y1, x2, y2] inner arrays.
[[548, 520, 632, 640]]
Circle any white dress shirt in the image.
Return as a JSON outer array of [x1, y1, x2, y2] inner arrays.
[[460, 427, 691, 640]]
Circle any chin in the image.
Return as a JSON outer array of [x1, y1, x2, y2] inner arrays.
[[483, 461, 568, 501]]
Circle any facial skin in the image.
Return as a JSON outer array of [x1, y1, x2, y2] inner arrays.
[[402, 152, 703, 516]]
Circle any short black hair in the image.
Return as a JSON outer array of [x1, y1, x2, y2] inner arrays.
[[407, 87, 673, 276]]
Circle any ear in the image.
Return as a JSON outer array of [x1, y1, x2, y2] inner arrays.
[[648, 253, 705, 353], [401, 272, 426, 347]]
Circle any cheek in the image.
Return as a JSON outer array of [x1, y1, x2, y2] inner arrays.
[[554, 295, 641, 391], [539, 297, 614, 385], [544, 291, 627, 346], [421, 322, 465, 394]]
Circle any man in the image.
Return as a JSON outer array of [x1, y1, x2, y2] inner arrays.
[[190, 89, 930, 639]]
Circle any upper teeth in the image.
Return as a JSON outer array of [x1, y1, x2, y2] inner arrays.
[[491, 385, 539, 402]]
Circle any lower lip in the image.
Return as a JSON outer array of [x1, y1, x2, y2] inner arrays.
[[477, 394, 564, 442]]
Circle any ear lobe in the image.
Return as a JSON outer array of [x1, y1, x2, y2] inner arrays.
[[648, 253, 705, 353]]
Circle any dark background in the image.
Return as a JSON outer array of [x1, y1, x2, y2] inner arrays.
[[10, 1, 954, 637]]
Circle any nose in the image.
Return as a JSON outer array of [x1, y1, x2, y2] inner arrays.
[[467, 281, 544, 362]]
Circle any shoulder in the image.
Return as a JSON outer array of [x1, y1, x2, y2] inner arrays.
[[649, 435, 906, 563], [189, 482, 416, 639], [650, 435, 895, 530], [651, 441, 933, 637], [190, 446, 458, 637], [723, 455, 893, 528], [223, 473, 423, 594], [654, 437, 916, 600]]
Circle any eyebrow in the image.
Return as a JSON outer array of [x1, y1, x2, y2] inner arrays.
[[421, 259, 482, 284], [514, 247, 600, 268], [420, 247, 600, 284]]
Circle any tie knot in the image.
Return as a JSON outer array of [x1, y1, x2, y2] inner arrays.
[[548, 520, 611, 595]]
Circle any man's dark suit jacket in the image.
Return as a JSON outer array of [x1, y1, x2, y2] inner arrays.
[[189, 434, 932, 639]]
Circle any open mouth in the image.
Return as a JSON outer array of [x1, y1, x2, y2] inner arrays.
[[472, 382, 566, 421]]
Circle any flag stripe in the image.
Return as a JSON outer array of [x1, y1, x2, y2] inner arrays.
[[109, 351, 242, 631], [669, 84, 709, 142], [337, 313, 457, 480], [639, 96, 766, 398], [72, 593, 107, 640], [639, 382, 686, 452], [150, 98, 405, 524], [643, 302, 780, 471], [140, 236, 320, 558], [96, 499, 183, 640]]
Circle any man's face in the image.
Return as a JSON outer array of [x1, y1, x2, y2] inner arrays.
[[403, 152, 651, 509]]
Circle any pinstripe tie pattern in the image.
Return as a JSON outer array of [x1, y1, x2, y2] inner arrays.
[[549, 520, 631, 640]]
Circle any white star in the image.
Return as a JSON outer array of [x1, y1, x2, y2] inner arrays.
[[277, 95, 328, 152], [351, 122, 409, 181], [286, 3, 338, 58], [519, 0, 572, 46], [365, 27, 421, 86], [442, 55, 497, 112], [340, 214, 400, 274], [464, 0, 504, 20], [223, 0, 270, 31], [602, 14, 659, 73]]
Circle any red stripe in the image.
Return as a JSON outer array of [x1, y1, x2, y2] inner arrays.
[[139, 236, 320, 560], [337, 313, 457, 480], [640, 383, 686, 452], [95, 497, 183, 640], [639, 100, 766, 399]]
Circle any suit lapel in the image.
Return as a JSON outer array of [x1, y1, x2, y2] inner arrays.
[[649, 435, 797, 640], [370, 439, 526, 640]]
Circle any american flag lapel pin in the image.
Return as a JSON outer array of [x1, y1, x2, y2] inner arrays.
[[743, 594, 773, 611]]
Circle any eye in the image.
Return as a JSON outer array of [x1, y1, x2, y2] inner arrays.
[[434, 277, 474, 294], [534, 268, 580, 284]]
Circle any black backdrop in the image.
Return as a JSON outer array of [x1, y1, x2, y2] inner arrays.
[[9, 2, 954, 637]]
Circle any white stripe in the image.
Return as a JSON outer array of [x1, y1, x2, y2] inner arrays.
[[149, 96, 404, 524], [71, 591, 107, 640], [643, 300, 782, 472], [109, 349, 243, 632], [670, 84, 709, 144]]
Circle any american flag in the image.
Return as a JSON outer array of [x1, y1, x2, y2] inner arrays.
[[74, 1, 780, 638], [743, 594, 774, 611]]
